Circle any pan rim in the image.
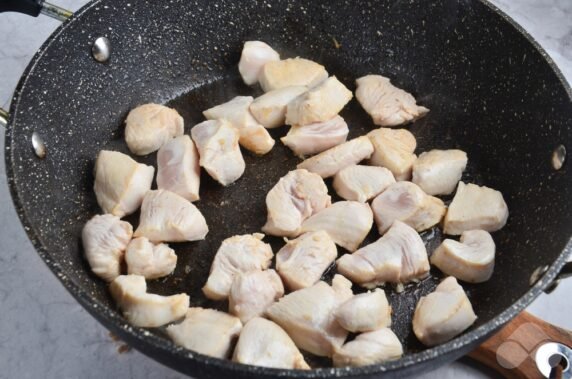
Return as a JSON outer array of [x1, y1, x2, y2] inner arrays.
[[4, 0, 572, 377]]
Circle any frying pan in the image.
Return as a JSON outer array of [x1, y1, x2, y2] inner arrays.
[[1, 0, 572, 377]]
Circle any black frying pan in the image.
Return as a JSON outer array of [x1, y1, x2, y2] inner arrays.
[[1, 0, 572, 377]]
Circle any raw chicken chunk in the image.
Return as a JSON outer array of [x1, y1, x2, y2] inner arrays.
[[444, 182, 509, 235], [94, 150, 154, 218], [191, 119, 245, 186], [262, 169, 331, 238], [335, 289, 391, 332], [355, 75, 429, 127], [412, 149, 468, 195], [125, 103, 184, 155], [82, 214, 133, 281], [332, 328, 403, 367], [413, 277, 477, 346], [110, 275, 189, 327], [134, 190, 208, 243], [333, 165, 396, 203], [276, 231, 337, 290], [250, 86, 307, 128], [229, 269, 284, 323], [238, 41, 280, 85], [300, 201, 373, 252], [431, 230, 495, 283], [371, 181, 446, 234], [297, 136, 374, 178], [337, 221, 429, 287], [202, 234, 273, 300], [203, 96, 275, 155], [259, 57, 328, 92], [286, 76, 353, 126], [266, 275, 353, 357], [125, 237, 177, 280], [367, 128, 417, 181], [167, 308, 242, 358], [233, 317, 309, 369], [281, 115, 349, 157], [157, 135, 200, 202]]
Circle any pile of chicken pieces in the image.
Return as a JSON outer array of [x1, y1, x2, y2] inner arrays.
[[81, 41, 509, 370]]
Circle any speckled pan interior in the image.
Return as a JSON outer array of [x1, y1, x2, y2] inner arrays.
[[5, 0, 572, 377]]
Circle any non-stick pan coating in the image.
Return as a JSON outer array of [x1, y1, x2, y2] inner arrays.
[[5, 0, 572, 377]]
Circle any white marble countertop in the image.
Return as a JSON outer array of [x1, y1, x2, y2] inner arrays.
[[0, 1, 571, 378]]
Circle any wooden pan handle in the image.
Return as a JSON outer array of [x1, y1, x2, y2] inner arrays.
[[468, 311, 572, 378]]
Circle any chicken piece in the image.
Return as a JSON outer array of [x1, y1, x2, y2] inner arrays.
[[229, 269, 285, 323], [262, 169, 331, 238], [355, 75, 429, 127], [281, 115, 349, 157], [167, 308, 242, 358], [285, 76, 353, 126], [157, 135, 200, 202], [124, 103, 184, 155], [300, 201, 373, 252], [109, 275, 189, 327], [332, 328, 403, 367], [266, 275, 353, 357], [276, 231, 337, 290], [250, 86, 307, 128], [367, 128, 417, 181], [259, 57, 328, 92], [94, 150, 154, 218], [444, 182, 509, 235], [125, 237, 177, 280], [134, 190, 208, 243], [371, 181, 446, 234], [413, 277, 477, 346], [238, 41, 280, 85], [191, 119, 245, 186], [337, 221, 429, 287], [202, 234, 273, 300], [203, 96, 275, 155], [431, 230, 495, 283], [333, 165, 396, 203], [412, 149, 468, 195], [335, 289, 391, 333], [233, 317, 310, 369], [82, 214, 133, 281], [297, 136, 374, 178]]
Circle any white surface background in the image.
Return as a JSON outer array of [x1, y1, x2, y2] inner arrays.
[[0, 1, 571, 378]]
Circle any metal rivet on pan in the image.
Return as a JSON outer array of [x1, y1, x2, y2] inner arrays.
[[31, 132, 47, 159], [552, 144, 566, 170], [92, 37, 111, 63]]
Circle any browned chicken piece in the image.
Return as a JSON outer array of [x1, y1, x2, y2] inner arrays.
[[443, 182, 509, 235], [250, 86, 307, 128], [297, 136, 374, 178], [202, 234, 273, 300], [266, 275, 353, 357], [337, 221, 429, 288], [412, 149, 468, 196], [413, 277, 477, 346], [332, 328, 403, 367], [300, 201, 373, 252], [276, 231, 337, 291], [371, 181, 446, 234], [335, 289, 391, 332], [262, 169, 331, 238], [167, 307, 242, 358], [367, 128, 417, 181], [229, 269, 284, 323], [259, 57, 328, 92], [285, 76, 353, 126], [233, 317, 310, 369], [355, 75, 428, 127], [333, 165, 396, 203], [281, 115, 349, 157]]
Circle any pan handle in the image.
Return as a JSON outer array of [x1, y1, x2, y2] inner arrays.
[[0, 0, 71, 21]]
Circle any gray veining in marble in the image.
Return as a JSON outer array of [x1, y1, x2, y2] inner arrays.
[[0, 1, 571, 378]]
